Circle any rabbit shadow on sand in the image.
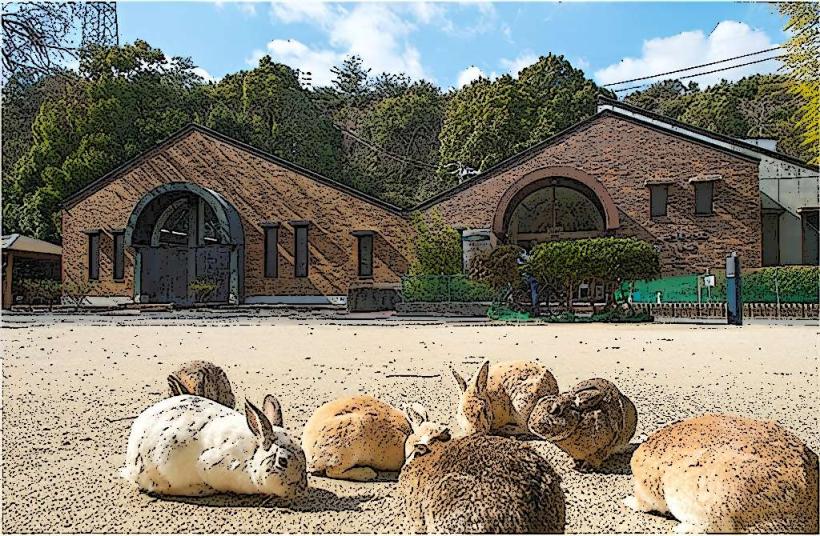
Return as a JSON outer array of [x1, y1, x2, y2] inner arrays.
[[587, 442, 640, 476], [149, 486, 376, 513]]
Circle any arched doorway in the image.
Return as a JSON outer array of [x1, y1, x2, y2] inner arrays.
[[493, 166, 620, 247], [124, 183, 244, 305]]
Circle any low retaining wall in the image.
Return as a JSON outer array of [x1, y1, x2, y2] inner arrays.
[[347, 284, 401, 312], [395, 302, 491, 317], [635, 302, 819, 319]]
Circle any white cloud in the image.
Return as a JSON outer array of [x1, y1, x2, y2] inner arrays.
[[594, 21, 781, 89], [261, 2, 434, 85], [192, 67, 219, 83], [269, 1, 334, 25], [501, 52, 538, 77], [237, 2, 257, 16], [252, 39, 341, 87], [456, 65, 485, 88]]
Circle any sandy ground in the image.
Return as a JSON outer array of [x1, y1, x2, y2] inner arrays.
[[2, 312, 818, 533]]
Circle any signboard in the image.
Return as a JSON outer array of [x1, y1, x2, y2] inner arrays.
[[703, 275, 716, 287]]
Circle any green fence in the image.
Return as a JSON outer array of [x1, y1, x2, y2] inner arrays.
[[401, 275, 496, 303], [623, 266, 819, 304]]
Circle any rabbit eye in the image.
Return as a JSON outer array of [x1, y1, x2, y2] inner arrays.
[[438, 429, 451, 442]]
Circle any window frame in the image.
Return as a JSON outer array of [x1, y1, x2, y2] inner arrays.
[[648, 184, 669, 219], [291, 221, 310, 278], [262, 223, 279, 278], [800, 208, 819, 266], [352, 231, 374, 278], [87, 230, 100, 281], [694, 181, 714, 216], [112, 230, 125, 281]]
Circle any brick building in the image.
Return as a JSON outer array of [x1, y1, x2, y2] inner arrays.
[[61, 98, 818, 306]]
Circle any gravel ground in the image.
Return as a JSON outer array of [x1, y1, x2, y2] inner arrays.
[[2, 314, 817, 533]]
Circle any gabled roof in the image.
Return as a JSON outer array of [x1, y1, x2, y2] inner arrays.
[[596, 97, 817, 172], [1, 234, 62, 255], [61, 124, 405, 215], [412, 106, 772, 211]]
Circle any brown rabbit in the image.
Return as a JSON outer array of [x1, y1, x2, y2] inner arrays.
[[626, 414, 818, 533], [167, 360, 236, 408], [398, 434, 566, 533], [451, 360, 558, 436], [528, 378, 637, 471]]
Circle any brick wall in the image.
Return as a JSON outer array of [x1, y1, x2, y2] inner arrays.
[[61, 129, 414, 301], [426, 112, 762, 275]]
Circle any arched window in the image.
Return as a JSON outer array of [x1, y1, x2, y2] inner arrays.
[[506, 182, 606, 246]]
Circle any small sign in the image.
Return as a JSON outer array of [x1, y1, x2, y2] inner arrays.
[[703, 275, 716, 287]]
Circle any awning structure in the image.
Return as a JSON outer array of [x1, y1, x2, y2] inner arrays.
[[2, 234, 62, 256]]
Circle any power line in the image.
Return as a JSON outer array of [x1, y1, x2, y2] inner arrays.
[[284, 82, 439, 171], [334, 124, 438, 170], [613, 55, 784, 93], [603, 46, 782, 87]]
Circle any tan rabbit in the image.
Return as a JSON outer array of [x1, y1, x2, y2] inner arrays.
[[529, 378, 637, 471], [167, 360, 235, 408], [451, 359, 558, 436], [398, 434, 566, 533], [626, 413, 818, 533], [301, 395, 443, 481]]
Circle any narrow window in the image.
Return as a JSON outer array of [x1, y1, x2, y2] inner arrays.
[[88, 232, 100, 281], [649, 185, 668, 218], [293, 223, 309, 277], [112, 232, 125, 280], [801, 209, 819, 265], [694, 181, 714, 215], [263, 224, 279, 278], [354, 232, 374, 278]]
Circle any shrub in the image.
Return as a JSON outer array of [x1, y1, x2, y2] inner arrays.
[[716, 265, 819, 303], [20, 279, 62, 310], [63, 278, 92, 311], [469, 244, 524, 291], [190, 277, 218, 302], [402, 275, 494, 303], [524, 237, 660, 311], [408, 209, 462, 276]]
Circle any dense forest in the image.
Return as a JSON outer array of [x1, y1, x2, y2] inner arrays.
[[2, 5, 816, 244]]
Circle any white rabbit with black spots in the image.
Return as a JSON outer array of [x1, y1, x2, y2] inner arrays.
[[121, 390, 307, 497]]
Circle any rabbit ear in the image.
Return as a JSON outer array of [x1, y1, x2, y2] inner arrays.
[[195, 370, 208, 396], [263, 394, 283, 428], [245, 400, 275, 447], [450, 366, 467, 392], [402, 403, 428, 431], [574, 387, 604, 410], [168, 374, 190, 396], [471, 361, 490, 393]]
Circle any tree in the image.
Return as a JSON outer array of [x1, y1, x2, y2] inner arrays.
[[438, 55, 608, 174], [1, 2, 117, 87], [623, 74, 812, 162], [779, 2, 819, 165], [517, 54, 609, 146], [5, 40, 205, 241], [229, 56, 341, 177], [438, 75, 526, 173], [348, 81, 446, 206]]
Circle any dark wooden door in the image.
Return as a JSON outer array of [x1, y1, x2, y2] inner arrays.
[[141, 247, 191, 304], [195, 246, 230, 302]]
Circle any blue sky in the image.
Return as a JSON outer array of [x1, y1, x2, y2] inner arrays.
[[118, 1, 788, 93]]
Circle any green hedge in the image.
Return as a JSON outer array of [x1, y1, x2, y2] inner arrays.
[[626, 266, 819, 304], [524, 237, 660, 306], [402, 275, 495, 303]]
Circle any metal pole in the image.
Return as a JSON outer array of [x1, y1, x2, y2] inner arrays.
[[775, 267, 781, 320], [726, 252, 743, 325]]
